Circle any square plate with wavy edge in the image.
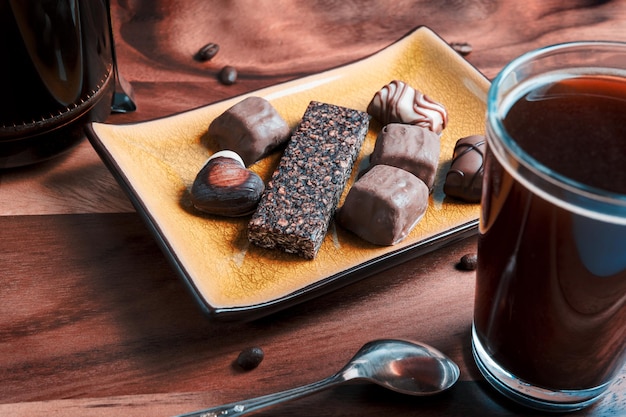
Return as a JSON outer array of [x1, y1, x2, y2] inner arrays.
[[87, 26, 490, 321]]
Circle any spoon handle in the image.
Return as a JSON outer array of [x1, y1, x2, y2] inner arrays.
[[174, 373, 345, 417]]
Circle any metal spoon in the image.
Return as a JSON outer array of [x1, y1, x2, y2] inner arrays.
[[175, 338, 460, 417]]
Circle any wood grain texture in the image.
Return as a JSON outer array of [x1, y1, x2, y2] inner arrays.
[[2, 380, 623, 417], [1, 214, 623, 415], [0, 214, 476, 400], [1, 0, 625, 415]]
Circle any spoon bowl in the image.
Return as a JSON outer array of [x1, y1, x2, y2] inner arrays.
[[342, 339, 460, 395], [176, 339, 459, 417]]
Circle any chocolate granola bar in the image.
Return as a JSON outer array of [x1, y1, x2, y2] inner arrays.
[[248, 101, 369, 259]]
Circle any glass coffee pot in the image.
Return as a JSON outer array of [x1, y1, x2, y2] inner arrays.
[[0, 0, 135, 169]]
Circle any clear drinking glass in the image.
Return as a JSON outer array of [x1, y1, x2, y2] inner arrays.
[[472, 41, 626, 412]]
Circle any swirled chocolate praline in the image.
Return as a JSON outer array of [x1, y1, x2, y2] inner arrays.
[[367, 80, 448, 135]]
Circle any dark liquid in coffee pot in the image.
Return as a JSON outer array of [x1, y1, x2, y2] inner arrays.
[[0, 0, 115, 168]]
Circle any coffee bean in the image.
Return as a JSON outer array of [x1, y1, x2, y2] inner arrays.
[[449, 42, 473, 56], [218, 65, 237, 85], [458, 253, 478, 271], [195, 43, 220, 62], [236, 346, 264, 370]]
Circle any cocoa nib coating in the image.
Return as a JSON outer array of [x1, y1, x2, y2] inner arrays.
[[248, 101, 369, 259], [444, 135, 486, 203], [369, 123, 440, 191], [208, 96, 291, 166], [336, 164, 429, 246]]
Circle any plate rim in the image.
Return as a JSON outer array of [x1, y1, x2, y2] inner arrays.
[[87, 25, 490, 321]]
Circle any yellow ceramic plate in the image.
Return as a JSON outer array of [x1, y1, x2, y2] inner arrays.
[[87, 27, 490, 321]]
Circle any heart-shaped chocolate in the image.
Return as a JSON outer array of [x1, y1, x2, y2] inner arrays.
[[190, 150, 265, 217]]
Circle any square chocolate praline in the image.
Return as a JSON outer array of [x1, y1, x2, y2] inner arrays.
[[369, 123, 440, 190], [208, 96, 291, 166], [336, 164, 429, 246]]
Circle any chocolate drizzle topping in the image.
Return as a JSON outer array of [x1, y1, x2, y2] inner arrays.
[[367, 80, 448, 135], [444, 135, 486, 203]]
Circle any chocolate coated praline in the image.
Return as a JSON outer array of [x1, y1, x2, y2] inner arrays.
[[336, 164, 429, 246], [444, 135, 486, 203], [369, 123, 440, 191], [208, 96, 291, 166]]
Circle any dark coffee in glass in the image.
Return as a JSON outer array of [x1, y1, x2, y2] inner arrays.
[[0, 0, 115, 168], [472, 42, 626, 412]]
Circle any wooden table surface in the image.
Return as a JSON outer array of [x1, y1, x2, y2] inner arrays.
[[1, 1, 625, 415]]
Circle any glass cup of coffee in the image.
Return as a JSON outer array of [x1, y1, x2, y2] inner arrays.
[[472, 41, 626, 412]]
